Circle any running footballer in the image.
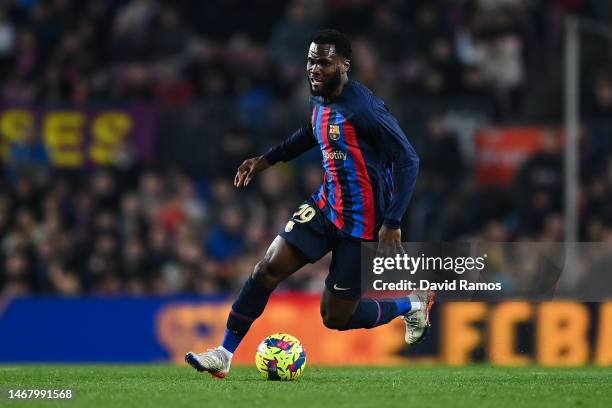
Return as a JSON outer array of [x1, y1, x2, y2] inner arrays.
[[186, 29, 434, 378]]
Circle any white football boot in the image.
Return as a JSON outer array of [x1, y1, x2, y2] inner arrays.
[[185, 347, 231, 379], [403, 290, 435, 346]]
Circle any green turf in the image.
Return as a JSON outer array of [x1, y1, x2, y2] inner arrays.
[[1, 365, 611, 408]]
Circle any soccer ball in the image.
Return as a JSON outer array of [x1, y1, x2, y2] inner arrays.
[[255, 333, 306, 381]]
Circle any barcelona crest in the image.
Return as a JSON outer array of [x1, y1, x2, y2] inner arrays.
[[328, 124, 341, 141]]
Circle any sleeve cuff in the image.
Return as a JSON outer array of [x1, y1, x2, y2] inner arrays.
[[263, 148, 280, 165], [383, 218, 401, 229]]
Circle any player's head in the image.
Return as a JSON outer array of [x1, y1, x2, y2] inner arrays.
[[307, 29, 351, 97]]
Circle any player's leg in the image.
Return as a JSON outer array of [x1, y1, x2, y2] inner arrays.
[[222, 235, 308, 353], [186, 199, 331, 378], [222, 200, 330, 353], [320, 237, 434, 340], [319, 287, 358, 329], [185, 236, 307, 378], [320, 237, 411, 329], [320, 287, 417, 330], [321, 281, 434, 337]]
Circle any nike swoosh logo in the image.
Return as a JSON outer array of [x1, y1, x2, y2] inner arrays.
[[333, 284, 351, 291]]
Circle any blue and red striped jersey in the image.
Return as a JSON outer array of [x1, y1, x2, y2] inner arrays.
[[264, 80, 419, 240]]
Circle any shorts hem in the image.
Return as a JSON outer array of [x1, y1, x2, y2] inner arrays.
[[279, 231, 320, 264], [324, 281, 361, 300]]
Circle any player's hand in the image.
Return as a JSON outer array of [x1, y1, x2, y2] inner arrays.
[[377, 225, 405, 257], [234, 155, 270, 188]]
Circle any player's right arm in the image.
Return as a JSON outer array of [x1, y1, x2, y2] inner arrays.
[[234, 123, 317, 188], [234, 155, 271, 187]]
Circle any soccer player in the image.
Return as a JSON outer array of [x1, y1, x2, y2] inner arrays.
[[186, 29, 434, 378]]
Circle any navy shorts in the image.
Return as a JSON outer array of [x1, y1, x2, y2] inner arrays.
[[279, 199, 364, 300]]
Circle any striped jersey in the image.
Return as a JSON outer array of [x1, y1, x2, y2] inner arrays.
[[264, 80, 419, 240]]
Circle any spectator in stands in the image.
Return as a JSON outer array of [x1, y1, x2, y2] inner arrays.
[[6, 126, 49, 185], [411, 115, 465, 240], [514, 132, 563, 236]]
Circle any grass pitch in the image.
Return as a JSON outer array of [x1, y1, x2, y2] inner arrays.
[[1, 364, 611, 408]]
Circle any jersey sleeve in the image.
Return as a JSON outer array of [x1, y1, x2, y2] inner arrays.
[[366, 100, 419, 229], [263, 123, 317, 165]]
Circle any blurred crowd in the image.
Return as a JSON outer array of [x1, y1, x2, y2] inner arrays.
[[1, 0, 611, 118], [0, 156, 333, 295], [2, 0, 612, 295]]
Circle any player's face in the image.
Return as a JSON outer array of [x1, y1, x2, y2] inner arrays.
[[307, 43, 347, 97]]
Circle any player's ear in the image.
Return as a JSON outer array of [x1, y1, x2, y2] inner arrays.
[[341, 58, 350, 74]]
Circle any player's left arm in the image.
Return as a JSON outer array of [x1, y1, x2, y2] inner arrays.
[[370, 103, 419, 243]]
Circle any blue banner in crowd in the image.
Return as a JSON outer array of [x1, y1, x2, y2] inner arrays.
[[0, 296, 226, 362], [1, 296, 610, 365]]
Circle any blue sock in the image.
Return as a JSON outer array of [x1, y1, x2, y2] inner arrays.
[[345, 298, 411, 329], [222, 276, 273, 353]]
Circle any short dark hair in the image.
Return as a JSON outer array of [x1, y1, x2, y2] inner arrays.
[[310, 29, 352, 59]]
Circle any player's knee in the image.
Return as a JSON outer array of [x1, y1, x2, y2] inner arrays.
[[252, 259, 283, 290], [321, 312, 350, 331]]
